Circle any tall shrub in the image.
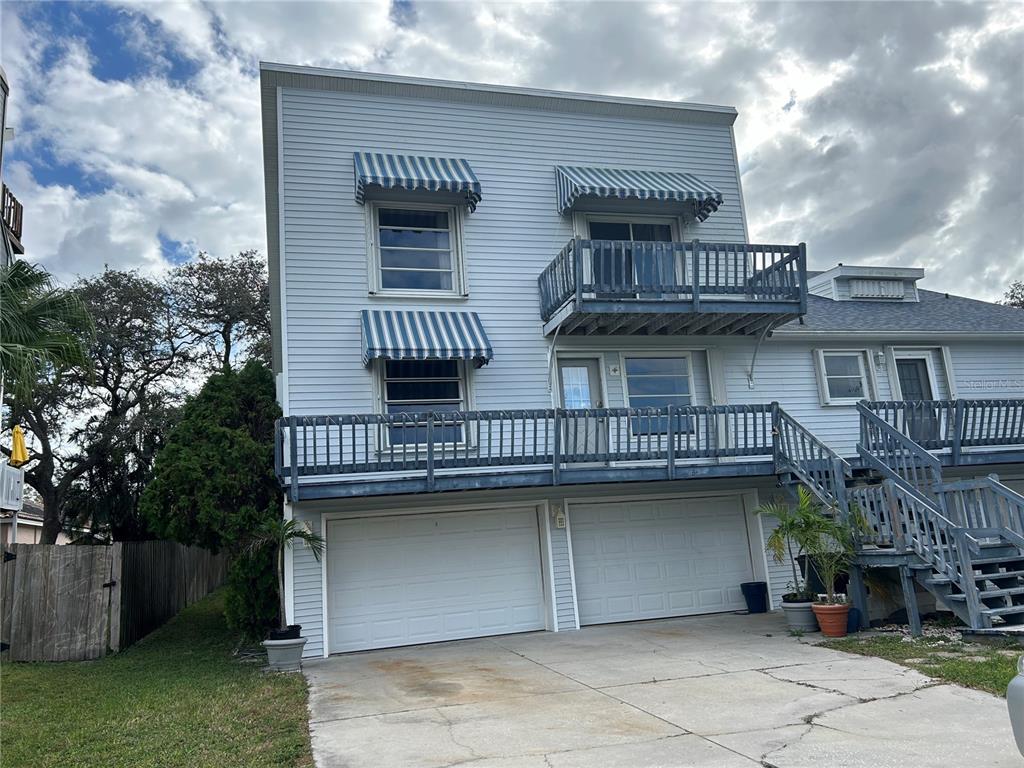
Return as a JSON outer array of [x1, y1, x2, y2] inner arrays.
[[141, 361, 281, 639]]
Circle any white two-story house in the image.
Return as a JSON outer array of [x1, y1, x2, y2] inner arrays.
[[260, 63, 1024, 658]]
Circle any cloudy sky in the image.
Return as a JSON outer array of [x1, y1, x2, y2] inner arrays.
[[1, 1, 1022, 300]]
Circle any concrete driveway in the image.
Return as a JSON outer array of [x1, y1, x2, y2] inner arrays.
[[303, 612, 1019, 767]]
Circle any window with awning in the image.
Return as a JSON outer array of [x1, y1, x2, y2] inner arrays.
[[360, 310, 494, 367], [554, 165, 723, 221], [354, 152, 482, 211]]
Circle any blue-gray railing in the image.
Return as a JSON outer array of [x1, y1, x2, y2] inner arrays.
[[857, 402, 944, 500], [538, 238, 807, 322], [276, 403, 782, 494], [937, 475, 1024, 542], [863, 399, 1024, 463], [774, 407, 852, 513]]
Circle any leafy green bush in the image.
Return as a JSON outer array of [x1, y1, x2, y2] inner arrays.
[[142, 361, 282, 638], [225, 549, 279, 642]]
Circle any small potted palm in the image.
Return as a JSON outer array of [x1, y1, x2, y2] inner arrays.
[[757, 487, 828, 632], [807, 507, 864, 638], [246, 518, 325, 671]]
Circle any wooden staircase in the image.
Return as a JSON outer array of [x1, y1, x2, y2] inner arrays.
[[854, 403, 1024, 631], [772, 402, 1024, 633]]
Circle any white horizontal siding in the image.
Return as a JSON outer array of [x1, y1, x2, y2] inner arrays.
[[291, 508, 324, 658], [279, 88, 746, 418], [548, 520, 577, 630], [948, 342, 1024, 399]]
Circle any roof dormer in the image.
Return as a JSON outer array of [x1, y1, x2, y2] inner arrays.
[[808, 264, 924, 302]]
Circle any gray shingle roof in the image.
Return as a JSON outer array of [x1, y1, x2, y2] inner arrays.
[[777, 289, 1024, 334]]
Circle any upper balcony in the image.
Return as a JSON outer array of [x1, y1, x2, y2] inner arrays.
[[538, 239, 807, 337], [2, 184, 24, 254]]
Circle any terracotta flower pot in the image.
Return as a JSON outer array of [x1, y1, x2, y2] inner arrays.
[[812, 603, 850, 638]]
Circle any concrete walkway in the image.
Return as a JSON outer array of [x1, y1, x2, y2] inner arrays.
[[303, 612, 1019, 767]]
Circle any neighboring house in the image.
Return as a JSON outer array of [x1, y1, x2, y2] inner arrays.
[[1, 65, 27, 521], [1, 502, 70, 545], [260, 63, 1024, 658], [0, 64, 24, 268]]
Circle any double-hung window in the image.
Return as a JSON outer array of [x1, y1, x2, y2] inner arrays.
[[816, 350, 870, 405], [382, 360, 465, 445], [371, 205, 463, 295], [623, 356, 694, 434]]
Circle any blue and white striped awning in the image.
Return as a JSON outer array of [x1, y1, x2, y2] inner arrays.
[[360, 310, 494, 367], [555, 165, 724, 221], [354, 152, 482, 211]]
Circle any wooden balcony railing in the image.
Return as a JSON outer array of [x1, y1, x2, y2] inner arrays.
[[276, 404, 778, 498], [2, 184, 23, 243], [538, 238, 807, 322], [863, 399, 1024, 463]]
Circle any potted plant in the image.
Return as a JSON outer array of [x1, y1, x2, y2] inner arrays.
[[246, 518, 325, 671], [756, 487, 827, 632], [807, 507, 865, 638]]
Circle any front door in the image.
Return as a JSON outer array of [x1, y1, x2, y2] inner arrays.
[[557, 358, 607, 458], [896, 358, 938, 442]]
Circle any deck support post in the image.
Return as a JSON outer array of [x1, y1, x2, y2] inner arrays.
[[426, 419, 435, 491], [552, 410, 561, 486], [666, 405, 676, 481], [288, 416, 299, 503], [951, 399, 965, 466], [898, 564, 922, 637], [848, 564, 871, 630], [690, 240, 701, 313]]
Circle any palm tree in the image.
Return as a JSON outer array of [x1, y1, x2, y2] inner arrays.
[[0, 260, 93, 398], [246, 518, 326, 633], [756, 486, 832, 598]]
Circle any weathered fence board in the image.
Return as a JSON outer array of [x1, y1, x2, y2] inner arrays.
[[0, 541, 227, 662]]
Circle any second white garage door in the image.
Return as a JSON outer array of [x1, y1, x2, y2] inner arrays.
[[326, 507, 545, 653], [571, 495, 754, 625]]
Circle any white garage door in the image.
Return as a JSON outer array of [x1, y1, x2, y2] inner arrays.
[[326, 507, 545, 653], [572, 495, 754, 625]]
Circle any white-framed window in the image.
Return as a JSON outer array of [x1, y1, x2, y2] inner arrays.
[[815, 350, 871, 405], [622, 354, 694, 434], [368, 202, 466, 297], [380, 359, 467, 445]]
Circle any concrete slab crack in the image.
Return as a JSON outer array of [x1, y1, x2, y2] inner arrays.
[[436, 707, 482, 764], [759, 667, 944, 705]]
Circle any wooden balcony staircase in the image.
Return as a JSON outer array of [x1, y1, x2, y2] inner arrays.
[[776, 399, 1024, 634]]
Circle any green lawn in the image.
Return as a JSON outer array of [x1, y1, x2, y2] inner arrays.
[[0, 591, 313, 768], [825, 632, 1021, 696]]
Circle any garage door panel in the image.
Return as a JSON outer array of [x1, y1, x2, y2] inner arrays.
[[573, 496, 754, 625], [327, 507, 545, 653]]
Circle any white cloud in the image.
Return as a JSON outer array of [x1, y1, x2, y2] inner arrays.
[[2, 0, 1021, 300]]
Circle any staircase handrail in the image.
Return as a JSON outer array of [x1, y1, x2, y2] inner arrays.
[[857, 401, 943, 502], [773, 405, 852, 513], [937, 474, 1024, 542]]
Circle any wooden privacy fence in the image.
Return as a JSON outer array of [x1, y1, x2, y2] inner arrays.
[[0, 541, 228, 662]]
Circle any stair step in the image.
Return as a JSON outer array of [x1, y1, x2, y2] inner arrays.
[[982, 605, 1024, 617], [977, 570, 1024, 581], [948, 586, 1024, 602], [970, 555, 1024, 567]]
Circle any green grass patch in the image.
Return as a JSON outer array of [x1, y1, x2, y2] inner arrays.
[[0, 590, 313, 768], [825, 633, 1020, 696]]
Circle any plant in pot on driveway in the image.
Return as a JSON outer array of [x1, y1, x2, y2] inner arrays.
[[246, 518, 325, 671], [757, 487, 829, 632], [806, 507, 864, 638]]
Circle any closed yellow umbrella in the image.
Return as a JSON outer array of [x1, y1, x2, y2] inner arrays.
[[9, 425, 29, 467]]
